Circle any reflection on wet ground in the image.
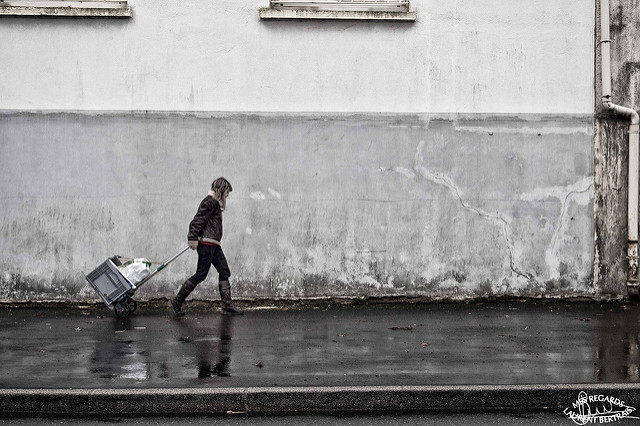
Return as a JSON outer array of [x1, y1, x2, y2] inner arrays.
[[0, 301, 639, 388]]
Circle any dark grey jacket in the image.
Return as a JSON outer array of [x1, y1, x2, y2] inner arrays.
[[187, 191, 223, 246]]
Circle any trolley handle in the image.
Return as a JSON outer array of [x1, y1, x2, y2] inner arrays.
[[134, 246, 190, 289]]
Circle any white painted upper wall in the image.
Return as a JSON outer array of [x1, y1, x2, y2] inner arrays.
[[0, 0, 594, 113]]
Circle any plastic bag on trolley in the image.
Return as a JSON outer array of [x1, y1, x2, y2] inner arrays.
[[118, 258, 152, 285]]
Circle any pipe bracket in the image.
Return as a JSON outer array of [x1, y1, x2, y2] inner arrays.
[[628, 243, 639, 283]]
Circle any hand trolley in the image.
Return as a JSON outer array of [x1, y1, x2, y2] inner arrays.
[[85, 246, 189, 318]]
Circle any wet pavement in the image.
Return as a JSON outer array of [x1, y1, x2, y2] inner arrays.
[[1, 300, 640, 389]]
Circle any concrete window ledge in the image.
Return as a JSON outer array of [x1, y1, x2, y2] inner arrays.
[[0, 0, 131, 17], [259, 8, 415, 21]]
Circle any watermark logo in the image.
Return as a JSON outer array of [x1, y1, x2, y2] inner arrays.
[[564, 391, 639, 424]]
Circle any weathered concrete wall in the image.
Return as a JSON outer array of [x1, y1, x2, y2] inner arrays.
[[0, 0, 598, 301], [594, 118, 629, 295], [593, 0, 640, 296], [0, 112, 594, 301], [0, 0, 594, 113]]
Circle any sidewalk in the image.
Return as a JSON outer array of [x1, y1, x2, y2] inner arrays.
[[1, 300, 640, 415]]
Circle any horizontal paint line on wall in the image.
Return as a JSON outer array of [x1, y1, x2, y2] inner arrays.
[[0, 109, 594, 121], [0, 193, 582, 204]]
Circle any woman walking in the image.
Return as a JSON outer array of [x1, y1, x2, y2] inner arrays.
[[169, 177, 243, 316]]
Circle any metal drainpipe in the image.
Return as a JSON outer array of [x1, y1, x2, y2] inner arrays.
[[601, 0, 640, 292]]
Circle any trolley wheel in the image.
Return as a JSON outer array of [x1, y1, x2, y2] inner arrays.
[[114, 301, 132, 318], [128, 298, 137, 313]]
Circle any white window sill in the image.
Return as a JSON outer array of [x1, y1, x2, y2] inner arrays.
[[259, 8, 415, 21], [0, 1, 131, 17]]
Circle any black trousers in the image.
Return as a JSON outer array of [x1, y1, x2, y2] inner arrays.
[[188, 244, 231, 286]]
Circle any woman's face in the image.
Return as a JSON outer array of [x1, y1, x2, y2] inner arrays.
[[223, 189, 230, 200]]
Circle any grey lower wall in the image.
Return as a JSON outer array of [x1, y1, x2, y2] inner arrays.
[[0, 112, 595, 301]]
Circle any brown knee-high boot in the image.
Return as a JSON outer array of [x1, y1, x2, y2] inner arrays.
[[169, 280, 196, 316], [218, 280, 243, 315]]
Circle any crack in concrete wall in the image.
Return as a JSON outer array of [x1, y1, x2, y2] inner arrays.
[[413, 139, 538, 287], [521, 177, 595, 281], [382, 139, 595, 292], [382, 139, 536, 289]]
